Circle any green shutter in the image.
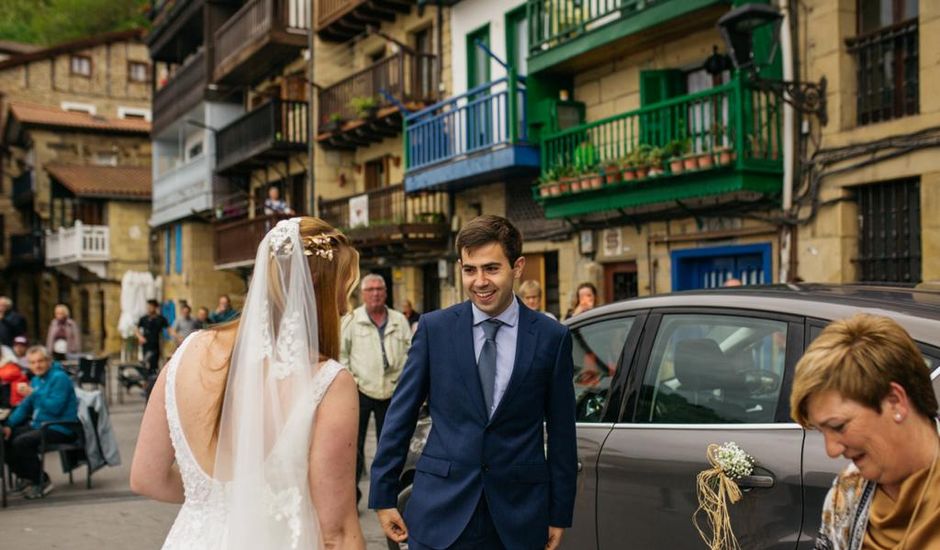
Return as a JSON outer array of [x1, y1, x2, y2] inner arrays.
[[639, 69, 687, 146]]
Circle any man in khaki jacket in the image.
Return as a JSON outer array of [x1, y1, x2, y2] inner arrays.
[[341, 273, 413, 505]]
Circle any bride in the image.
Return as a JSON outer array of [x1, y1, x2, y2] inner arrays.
[[130, 217, 365, 549]]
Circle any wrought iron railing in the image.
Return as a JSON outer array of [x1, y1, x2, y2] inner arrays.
[[318, 51, 438, 129], [539, 75, 781, 178], [216, 99, 309, 172], [405, 75, 527, 172], [527, 0, 663, 55], [318, 184, 449, 231], [214, 0, 310, 74]]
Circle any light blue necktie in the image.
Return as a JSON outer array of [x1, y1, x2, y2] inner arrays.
[[478, 318, 503, 416]]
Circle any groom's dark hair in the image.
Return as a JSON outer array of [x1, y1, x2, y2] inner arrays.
[[456, 215, 523, 266]]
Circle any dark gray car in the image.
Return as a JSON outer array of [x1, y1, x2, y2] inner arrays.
[[391, 285, 940, 549]]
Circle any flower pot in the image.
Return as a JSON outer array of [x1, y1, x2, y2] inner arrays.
[[570, 179, 582, 193], [683, 156, 698, 171], [635, 165, 650, 179], [559, 177, 576, 194], [539, 184, 551, 197], [549, 183, 561, 196], [649, 167, 664, 177], [669, 159, 684, 174], [604, 165, 621, 185], [717, 149, 736, 165], [622, 168, 636, 181], [697, 153, 714, 170]]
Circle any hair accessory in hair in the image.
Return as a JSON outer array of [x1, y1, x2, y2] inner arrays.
[[302, 234, 335, 261]]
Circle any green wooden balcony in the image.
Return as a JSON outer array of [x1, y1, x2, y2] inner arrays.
[[533, 75, 782, 219], [527, 0, 728, 74]]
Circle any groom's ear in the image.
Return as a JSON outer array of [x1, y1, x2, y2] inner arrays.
[[512, 256, 526, 277]]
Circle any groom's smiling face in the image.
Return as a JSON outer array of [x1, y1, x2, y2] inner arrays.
[[460, 242, 524, 317]]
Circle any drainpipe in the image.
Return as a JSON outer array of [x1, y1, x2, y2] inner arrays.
[[778, 0, 795, 283]]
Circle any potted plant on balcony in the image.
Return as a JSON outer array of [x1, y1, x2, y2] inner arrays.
[[603, 158, 622, 185], [667, 138, 691, 174], [631, 144, 653, 180], [349, 96, 379, 119], [557, 165, 578, 195], [647, 146, 666, 177], [322, 112, 345, 133], [579, 164, 603, 191], [536, 168, 558, 198]]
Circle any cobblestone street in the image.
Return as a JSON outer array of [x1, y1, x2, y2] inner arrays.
[[0, 390, 389, 549]]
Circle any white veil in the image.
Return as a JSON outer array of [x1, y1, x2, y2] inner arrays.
[[211, 217, 332, 549]]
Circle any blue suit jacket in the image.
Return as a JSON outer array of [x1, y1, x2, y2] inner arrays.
[[369, 299, 577, 549]]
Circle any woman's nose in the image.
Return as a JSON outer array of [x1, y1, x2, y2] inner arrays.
[[823, 433, 845, 458]]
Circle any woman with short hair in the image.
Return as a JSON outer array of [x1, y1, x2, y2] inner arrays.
[[790, 313, 940, 550]]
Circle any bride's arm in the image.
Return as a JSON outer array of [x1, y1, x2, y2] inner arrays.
[[309, 369, 365, 550], [129, 367, 184, 503]]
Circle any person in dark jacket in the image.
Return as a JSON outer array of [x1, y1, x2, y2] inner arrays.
[[2, 345, 78, 499], [0, 296, 27, 348]]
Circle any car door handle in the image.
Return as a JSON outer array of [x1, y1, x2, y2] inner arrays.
[[737, 474, 774, 489]]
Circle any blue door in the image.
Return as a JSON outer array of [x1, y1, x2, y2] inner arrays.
[[671, 243, 772, 291]]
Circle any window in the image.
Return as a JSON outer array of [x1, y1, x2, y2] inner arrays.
[[80, 289, 90, 336], [94, 152, 118, 166], [70, 55, 92, 77], [364, 158, 386, 191], [572, 317, 634, 422], [848, 0, 918, 125], [855, 178, 921, 284], [637, 314, 788, 424], [118, 107, 151, 121], [61, 101, 96, 115], [128, 61, 149, 83], [187, 141, 203, 160]]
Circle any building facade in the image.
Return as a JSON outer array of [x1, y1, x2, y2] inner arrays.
[[0, 31, 154, 353]]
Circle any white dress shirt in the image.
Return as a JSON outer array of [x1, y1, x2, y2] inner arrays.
[[471, 298, 519, 416]]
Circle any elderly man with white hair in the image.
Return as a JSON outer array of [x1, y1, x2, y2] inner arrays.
[[340, 273, 412, 506]]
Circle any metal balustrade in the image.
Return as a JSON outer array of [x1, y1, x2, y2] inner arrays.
[[405, 76, 527, 172]]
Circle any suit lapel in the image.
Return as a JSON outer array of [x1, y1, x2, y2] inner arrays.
[[453, 301, 489, 422], [489, 300, 538, 424]]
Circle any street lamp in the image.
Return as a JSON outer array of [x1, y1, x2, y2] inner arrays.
[[717, 3, 827, 126]]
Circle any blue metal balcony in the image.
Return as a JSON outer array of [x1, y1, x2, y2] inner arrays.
[[403, 75, 540, 193]]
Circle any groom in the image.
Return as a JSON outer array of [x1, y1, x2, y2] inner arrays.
[[370, 215, 577, 549]]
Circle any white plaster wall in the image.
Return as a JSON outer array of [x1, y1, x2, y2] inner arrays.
[[450, 0, 526, 96]]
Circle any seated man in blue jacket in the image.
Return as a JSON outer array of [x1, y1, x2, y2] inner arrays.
[[3, 345, 78, 499]]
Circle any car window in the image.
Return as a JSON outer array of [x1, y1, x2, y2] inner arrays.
[[636, 313, 787, 424], [571, 317, 634, 423]]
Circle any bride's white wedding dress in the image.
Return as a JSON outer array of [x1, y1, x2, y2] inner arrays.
[[161, 341, 344, 550]]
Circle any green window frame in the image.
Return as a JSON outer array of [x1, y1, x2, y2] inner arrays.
[[466, 24, 491, 90]]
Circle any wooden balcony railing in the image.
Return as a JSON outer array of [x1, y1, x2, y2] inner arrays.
[[214, 213, 294, 267], [153, 49, 208, 135], [12, 170, 34, 209], [213, 0, 310, 84], [316, 0, 413, 42], [318, 51, 438, 131], [318, 184, 449, 254], [216, 99, 309, 173]]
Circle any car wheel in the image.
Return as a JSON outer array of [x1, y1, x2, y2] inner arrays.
[[386, 482, 413, 550]]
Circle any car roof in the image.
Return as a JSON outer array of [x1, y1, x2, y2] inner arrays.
[[568, 284, 940, 347]]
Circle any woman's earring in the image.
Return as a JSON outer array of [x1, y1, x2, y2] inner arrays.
[[895, 413, 903, 422]]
